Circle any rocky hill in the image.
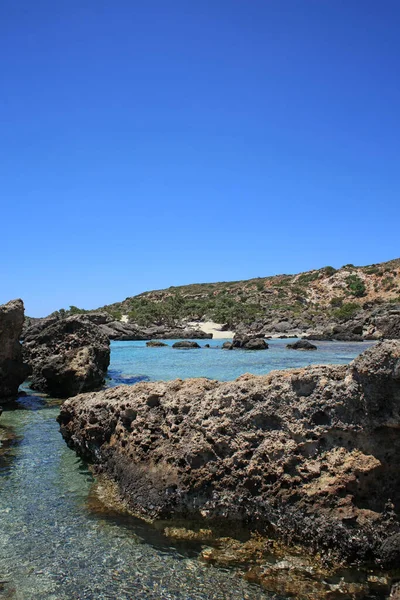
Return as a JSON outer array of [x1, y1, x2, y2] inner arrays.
[[87, 258, 399, 338], [28, 258, 400, 342], [95, 258, 399, 323]]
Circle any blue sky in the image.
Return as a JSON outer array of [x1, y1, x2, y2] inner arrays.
[[1, 1, 399, 316]]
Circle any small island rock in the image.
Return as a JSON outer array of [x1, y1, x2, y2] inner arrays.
[[287, 340, 317, 350], [172, 341, 201, 349]]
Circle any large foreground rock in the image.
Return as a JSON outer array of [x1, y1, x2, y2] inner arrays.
[[24, 317, 110, 397], [58, 341, 400, 567], [0, 299, 29, 400]]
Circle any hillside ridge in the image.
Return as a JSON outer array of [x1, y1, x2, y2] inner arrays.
[[91, 257, 400, 328]]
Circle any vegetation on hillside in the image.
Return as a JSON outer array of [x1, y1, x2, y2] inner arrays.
[[55, 259, 400, 328]]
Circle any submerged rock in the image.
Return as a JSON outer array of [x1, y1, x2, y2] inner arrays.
[[287, 340, 317, 350], [0, 299, 29, 401], [58, 341, 400, 568], [146, 341, 168, 347], [24, 316, 110, 397], [172, 341, 201, 349], [222, 341, 233, 350]]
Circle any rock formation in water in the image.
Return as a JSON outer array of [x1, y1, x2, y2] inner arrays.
[[58, 340, 400, 568], [286, 340, 317, 350], [172, 341, 201, 349], [0, 299, 30, 401], [24, 316, 110, 397], [232, 334, 269, 350]]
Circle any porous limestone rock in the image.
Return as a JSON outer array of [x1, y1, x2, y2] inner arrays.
[[58, 341, 400, 567], [24, 316, 110, 397], [0, 299, 29, 400]]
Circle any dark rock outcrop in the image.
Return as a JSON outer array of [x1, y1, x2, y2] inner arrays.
[[58, 341, 400, 568], [22, 312, 113, 340], [23, 316, 110, 397], [172, 341, 201, 349], [232, 334, 268, 350], [97, 321, 212, 341], [146, 341, 168, 347], [287, 340, 317, 350], [0, 299, 29, 400], [242, 338, 269, 350], [373, 308, 400, 340]]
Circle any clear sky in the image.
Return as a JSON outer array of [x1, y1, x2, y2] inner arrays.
[[1, 1, 399, 316]]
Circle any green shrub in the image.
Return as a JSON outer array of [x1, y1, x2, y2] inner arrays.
[[68, 305, 87, 314], [346, 275, 366, 297], [324, 266, 337, 277], [333, 302, 360, 321], [330, 296, 343, 308], [382, 277, 396, 290], [365, 266, 380, 275], [297, 272, 320, 285]]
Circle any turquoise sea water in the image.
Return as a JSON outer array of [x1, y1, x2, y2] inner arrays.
[[0, 339, 376, 599], [107, 338, 375, 384]]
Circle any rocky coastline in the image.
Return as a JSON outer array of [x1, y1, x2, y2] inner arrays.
[[23, 313, 213, 342], [1, 264, 400, 597], [58, 340, 400, 570]]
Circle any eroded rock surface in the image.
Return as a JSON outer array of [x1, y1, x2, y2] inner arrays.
[[0, 299, 29, 400], [24, 316, 110, 397], [58, 341, 400, 567]]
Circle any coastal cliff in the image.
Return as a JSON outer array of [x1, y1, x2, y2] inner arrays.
[[58, 340, 400, 569]]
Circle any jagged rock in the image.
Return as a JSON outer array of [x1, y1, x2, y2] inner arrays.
[[22, 312, 113, 340], [146, 341, 168, 347], [57, 341, 400, 568], [287, 340, 317, 350], [172, 341, 201, 349], [373, 307, 400, 340], [0, 299, 30, 400], [23, 316, 110, 397], [84, 312, 113, 326]]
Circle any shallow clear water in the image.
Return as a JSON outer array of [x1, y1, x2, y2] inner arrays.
[[0, 339, 375, 599], [108, 338, 375, 384]]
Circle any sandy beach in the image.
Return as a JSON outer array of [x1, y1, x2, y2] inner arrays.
[[187, 320, 234, 339]]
